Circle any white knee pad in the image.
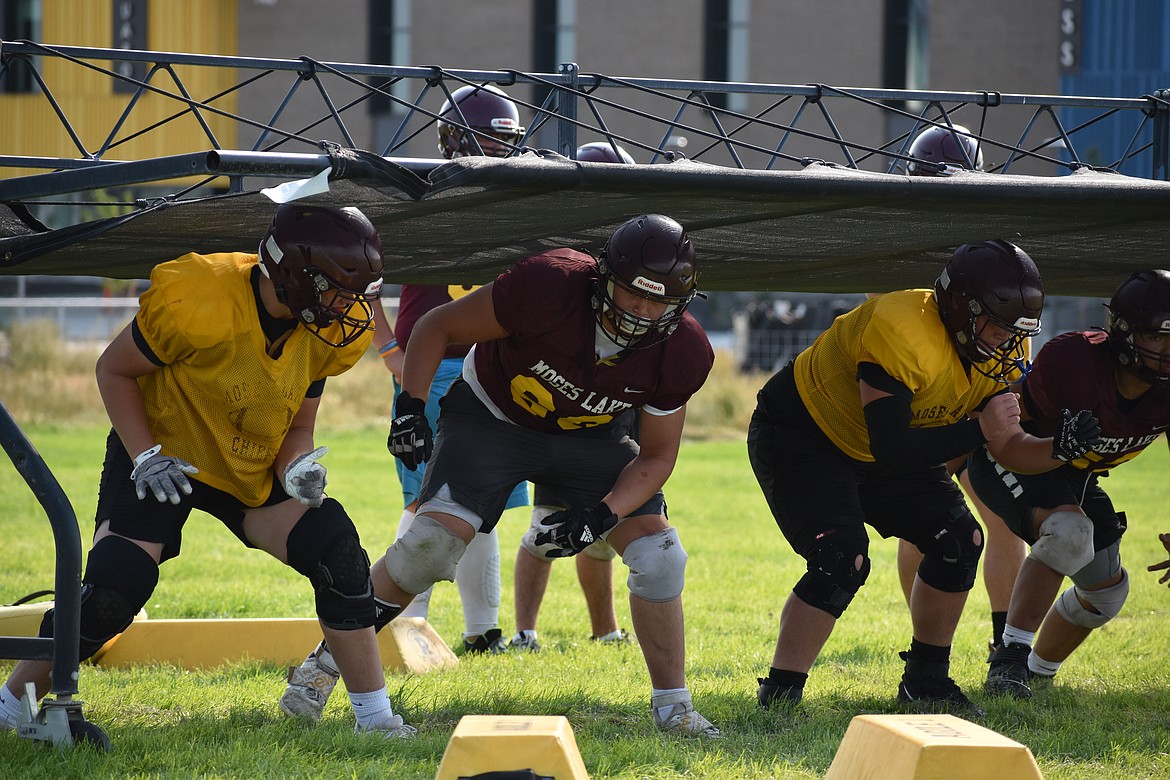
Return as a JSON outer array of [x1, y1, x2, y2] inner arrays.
[[583, 538, 617, 561], [1054, 568, 1129, 629], [1029, 510, 1095, 576], [622, 527, 687, 603], [383, 515, 465, 595], [520, 505, 560, 559]]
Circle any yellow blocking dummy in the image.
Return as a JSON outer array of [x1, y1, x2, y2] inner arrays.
[[826, 714, 1043, 780], [436, 715, 590, 780]]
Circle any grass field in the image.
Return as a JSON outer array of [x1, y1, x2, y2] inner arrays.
[[2, 340, 1170, 778]]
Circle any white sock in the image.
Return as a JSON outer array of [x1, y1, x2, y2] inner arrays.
[[511, 629, 538, 643], [1028, 652, 1062, 678], [0, 684, 23, 729], [1001, 625, 1036, 648], [395, 510, 433, 620], [457, 529, 501, 638], [651, 687, 689, 719], [349, 687, 394, 730]]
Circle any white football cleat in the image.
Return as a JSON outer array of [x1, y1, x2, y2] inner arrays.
[[279, 642, 339, 721], [652, 691, 721, 738]]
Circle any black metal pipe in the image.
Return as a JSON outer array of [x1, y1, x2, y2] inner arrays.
[[0, 400, 82, 696]]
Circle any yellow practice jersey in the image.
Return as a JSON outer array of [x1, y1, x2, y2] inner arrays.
[[134, 252, 371, 505], [793, 289, 1025, 462]]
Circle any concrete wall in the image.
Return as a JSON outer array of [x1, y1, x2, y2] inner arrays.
[[235, 1, 1067, 168]]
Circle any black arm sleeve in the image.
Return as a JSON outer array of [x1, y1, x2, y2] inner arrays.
[[863, 394, 987, 468], [305, 378, 326, 399]]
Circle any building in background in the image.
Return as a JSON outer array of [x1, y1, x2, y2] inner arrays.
[[2, 1, 1164, 351]]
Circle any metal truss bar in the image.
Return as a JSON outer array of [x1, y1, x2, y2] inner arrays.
[[2, 40, 1154, 111]]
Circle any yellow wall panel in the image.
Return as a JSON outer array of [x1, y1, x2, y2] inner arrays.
[[3, 1, 239, 180]]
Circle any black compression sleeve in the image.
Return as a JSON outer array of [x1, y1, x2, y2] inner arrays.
[[864, 394, 987, 467]]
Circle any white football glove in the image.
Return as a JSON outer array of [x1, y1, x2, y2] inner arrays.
[[130, 445, 199, 505], [282, 446, 329, 507]]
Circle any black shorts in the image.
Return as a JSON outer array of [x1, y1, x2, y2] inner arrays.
[[418, 380, 664, 533], [747, 364, 967, 558], [96, 429, 289, 562], [966, 446, 1126, 551]]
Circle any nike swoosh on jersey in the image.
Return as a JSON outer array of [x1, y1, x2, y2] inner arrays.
[[624, 387, 645, 393]]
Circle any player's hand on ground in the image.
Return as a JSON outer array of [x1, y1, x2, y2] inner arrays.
[[1147, 533, 1170, 586], [977, 392, 1021, 441], [130, 445, 198, 505], [388, 391, 432, 470], [283, 446, 329, 507], [534, 502, 619, 558], [1052, 408, 1101, 462]]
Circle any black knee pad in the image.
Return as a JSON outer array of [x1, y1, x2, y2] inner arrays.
[[792, 527, 871, 618], [286, 498, 375, 631], [916, 504, 983, 593], [39, 535, 159, 660]]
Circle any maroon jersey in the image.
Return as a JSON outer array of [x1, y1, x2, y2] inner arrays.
[[472, 249, 714, 434], [395, 284, 481, 360], [1023, 330, 1170, 471]]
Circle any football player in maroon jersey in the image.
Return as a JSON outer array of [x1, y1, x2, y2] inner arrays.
[[363, 83, 532, 661], [975, 269, 1170, 699], [383, 213, 720, 736], [1149, 532, 1170, 585]]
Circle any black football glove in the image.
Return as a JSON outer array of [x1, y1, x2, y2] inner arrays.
[[534, 502, 620, 558], [387, 391, 433, 471], [1053, 408, 1101, 462]]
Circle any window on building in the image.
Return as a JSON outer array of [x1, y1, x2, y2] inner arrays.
[[532, 0, 576, 152], [368, 0, 411, 116], [703, 0, 749, 112], [1, 0, 42, 94]]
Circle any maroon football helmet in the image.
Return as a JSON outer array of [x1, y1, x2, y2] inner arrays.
[[437, 84, 525, 159], [1106, 269, 1170, 384], [934, 240, 1044, 383], [259, 204, 384, 347], [593, 214, 699, 349], [907, 124, 984, 176], [576, 141, 635, 164]]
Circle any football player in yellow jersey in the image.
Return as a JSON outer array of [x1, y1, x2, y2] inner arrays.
[[0, 204, 415, 739], [894, 123, 1028, 662], [747, 240, 1099, 715]]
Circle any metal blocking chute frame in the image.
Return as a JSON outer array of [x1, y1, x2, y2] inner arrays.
[[0, 400, 109, 750]]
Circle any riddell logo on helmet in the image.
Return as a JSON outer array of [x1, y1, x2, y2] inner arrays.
[[491, 118, 519, 131], [1014, 316, 1040, 331], [632, 276, 666, 296]]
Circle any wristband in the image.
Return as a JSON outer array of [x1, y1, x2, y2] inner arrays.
[[133, 444, 162, 469], [378, 339, 400, 356]]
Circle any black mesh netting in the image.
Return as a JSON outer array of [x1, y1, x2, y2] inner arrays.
[[4, 151, 1169, 297]]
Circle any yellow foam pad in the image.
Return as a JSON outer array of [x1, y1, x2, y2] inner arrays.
[[825, 714, 1043, 780], [0, 601, 145, 662], [0, 602, 55, 637], [435, 715, 591, 780], [94, 616, 456, 672]]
